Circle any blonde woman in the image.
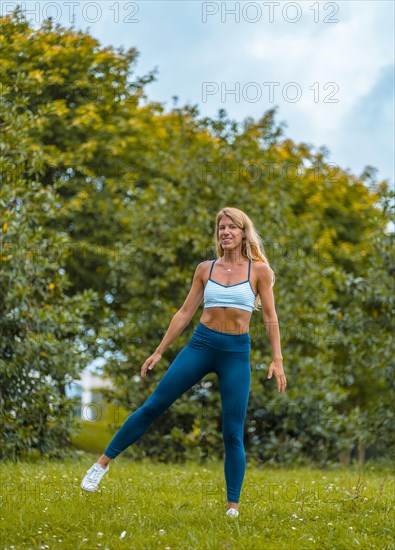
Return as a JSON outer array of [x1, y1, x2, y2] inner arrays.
[[81, 207, 287, 517]]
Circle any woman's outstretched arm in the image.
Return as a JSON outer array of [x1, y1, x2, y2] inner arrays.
[[140, 261, 207, 377], [256, 262, 287, 393]]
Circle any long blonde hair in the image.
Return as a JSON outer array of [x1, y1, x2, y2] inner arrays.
[[212, 207, 275, 311]]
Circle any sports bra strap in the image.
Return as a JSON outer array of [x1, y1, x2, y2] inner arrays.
[[209, 259, 216, 277], [247, 259, 251, 280]]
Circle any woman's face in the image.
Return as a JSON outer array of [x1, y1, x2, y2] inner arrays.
[[218, 215, 245, 250]]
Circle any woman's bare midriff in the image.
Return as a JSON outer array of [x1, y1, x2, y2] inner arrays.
[[199, 258, 257, 335], [199, 307, 252, 335]]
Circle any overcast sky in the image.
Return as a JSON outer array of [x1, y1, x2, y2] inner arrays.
[[12, 0, 394, 183]]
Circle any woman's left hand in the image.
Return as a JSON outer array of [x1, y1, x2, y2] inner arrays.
[[267, 359, 287, 393]]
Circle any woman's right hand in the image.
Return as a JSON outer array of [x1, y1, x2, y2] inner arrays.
[[140, 351, 162, 378]]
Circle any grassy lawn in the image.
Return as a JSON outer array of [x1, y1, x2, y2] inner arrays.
[[0, 454, 393, 549]]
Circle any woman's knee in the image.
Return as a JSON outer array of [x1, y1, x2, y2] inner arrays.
[[222, 424, 245, 448], [140, 399, 168, 421]]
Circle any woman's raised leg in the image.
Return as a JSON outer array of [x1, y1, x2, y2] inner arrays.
[[103, 344, 214, 459]]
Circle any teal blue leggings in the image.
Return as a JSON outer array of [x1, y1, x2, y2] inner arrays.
[[104, 322, 251, 503]]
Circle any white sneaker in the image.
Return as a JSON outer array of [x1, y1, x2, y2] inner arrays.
[[81, 463, 109, 492], [226, 508, 239, 517]]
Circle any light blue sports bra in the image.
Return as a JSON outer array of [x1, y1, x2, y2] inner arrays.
[[203, 258, 257, 313]]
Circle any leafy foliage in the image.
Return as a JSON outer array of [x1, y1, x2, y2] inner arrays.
[[1, 10, 393, 463]]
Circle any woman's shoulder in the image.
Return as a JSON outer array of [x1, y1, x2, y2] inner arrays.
[[251, 258, 269, 269], [195, 259, 215, 274], [251, 259, 275, 283]]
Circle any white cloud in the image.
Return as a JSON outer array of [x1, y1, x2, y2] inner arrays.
[[18, 0, 393, 180], [246, 2, 394, 133]]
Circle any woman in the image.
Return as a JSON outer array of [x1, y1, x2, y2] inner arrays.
[[81, 207, 287, 517]]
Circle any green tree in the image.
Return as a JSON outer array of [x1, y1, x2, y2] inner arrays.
[[1, 10, 393, 465], [0, 102, 99, 458], [0, 9, 153, 459]]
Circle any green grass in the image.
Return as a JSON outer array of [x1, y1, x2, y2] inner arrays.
[[70, 419, 117, 454], [1, 454, 393, 549]]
